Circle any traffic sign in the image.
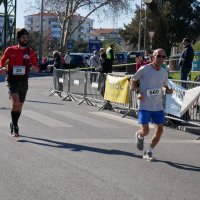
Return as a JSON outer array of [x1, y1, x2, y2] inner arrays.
[[148, 31, 155, 38], [48, 34, 53, 41]]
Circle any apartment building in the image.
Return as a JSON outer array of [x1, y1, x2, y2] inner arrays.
[[24, 13, 93, 42], [24, 13, 61, 39], [90, 28, 124, 45]]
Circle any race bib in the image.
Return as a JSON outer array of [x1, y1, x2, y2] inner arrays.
[[13, 66, 25, 75], [147, 88, 161, 97]]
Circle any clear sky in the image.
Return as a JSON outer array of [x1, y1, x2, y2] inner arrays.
[[16, 0, 140, 29]]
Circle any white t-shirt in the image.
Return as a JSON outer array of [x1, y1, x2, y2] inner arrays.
[[64, 54, 71, 64], [132, 64, 168, 111]]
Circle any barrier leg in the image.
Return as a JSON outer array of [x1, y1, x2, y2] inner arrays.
[[62, 93, 77, 102], [49, 90, 62, 98], [122, 108, 137, 118], [99, 101, 114, 111], [78, 97, 94, 106]]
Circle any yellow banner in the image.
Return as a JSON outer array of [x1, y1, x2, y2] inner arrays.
[[104, 75, 129, 104]]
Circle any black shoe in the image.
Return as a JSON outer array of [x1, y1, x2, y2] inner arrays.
[[10, 122, 14, 134], [135, 131, 144, 151], [13, 126, 19, 137]]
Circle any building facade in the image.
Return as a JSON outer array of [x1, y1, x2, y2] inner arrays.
[[24, 13, 93, 42], [90, 28, 124, 45]]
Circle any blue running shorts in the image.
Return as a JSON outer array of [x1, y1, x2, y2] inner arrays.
[[138, 110, 165, 124]]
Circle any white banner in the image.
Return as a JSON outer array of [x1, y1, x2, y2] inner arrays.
[[164, 80, 200, 117]]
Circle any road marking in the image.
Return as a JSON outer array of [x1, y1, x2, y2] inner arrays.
[[23, 110, 72, 127], [90, 112, 142, 127], [53, 111, 117, 128], [0, 113, 11, 127]]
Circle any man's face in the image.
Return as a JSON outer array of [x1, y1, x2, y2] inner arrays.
[[19, 35, 29, 47], [153, 50, 166, 65], [182, 41, 188, 47]]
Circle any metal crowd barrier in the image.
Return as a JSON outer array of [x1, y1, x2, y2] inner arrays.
[[50, 68, 200, 128]]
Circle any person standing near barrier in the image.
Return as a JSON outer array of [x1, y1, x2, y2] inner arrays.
[[178, 38, 194, 86], [106, 43, 115, 67], [89, 50, 101, 84], [47, 51, 61, 72], [0, 28, 39, 137], [135, 52, 150, 71], [63, 52, 71, 69], [96, 52, 112, 96], [130, 48, 173, 161]]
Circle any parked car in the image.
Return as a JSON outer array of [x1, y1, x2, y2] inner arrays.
[[40, 59, 55, 72], [114, 52, 127, 64], [67, 53, 90, 69]]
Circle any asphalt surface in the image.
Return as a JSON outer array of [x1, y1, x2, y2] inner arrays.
[[0, 74, 199, 200]]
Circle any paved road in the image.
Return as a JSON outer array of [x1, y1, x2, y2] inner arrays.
[[0, 74, 199, 200]]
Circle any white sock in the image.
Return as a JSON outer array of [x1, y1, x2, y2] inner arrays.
[[146, 147, 153, 153], [137, 131, 144, 139]]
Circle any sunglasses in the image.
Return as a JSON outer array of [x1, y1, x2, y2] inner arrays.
[[156, 55, 166, 59]]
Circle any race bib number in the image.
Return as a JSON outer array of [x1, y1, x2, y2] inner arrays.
[[13, 66, 25, 75], [147, 88, 161, 97]]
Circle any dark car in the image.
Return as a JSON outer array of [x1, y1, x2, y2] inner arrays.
[[62, 53, 90, 70], [40, 59, 55, 72]]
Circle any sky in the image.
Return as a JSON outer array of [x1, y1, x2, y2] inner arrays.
[[15, 0, 140, 29]]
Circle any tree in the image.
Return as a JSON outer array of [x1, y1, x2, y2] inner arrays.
[[38, 0, 133, 52], [120, 0, 200, 55]]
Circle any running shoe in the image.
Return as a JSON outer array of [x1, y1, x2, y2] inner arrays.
[[135, 131, 144, 151], [10, 122, 14, 135], [13, 126, 19, 137], [143, 151, 156, 162]]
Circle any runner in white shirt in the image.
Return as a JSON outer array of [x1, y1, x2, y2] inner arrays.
[[130, 48, 173, 161]]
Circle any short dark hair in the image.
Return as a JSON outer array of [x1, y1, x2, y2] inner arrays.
[[182, 38, 191, 44], [17, 28, 29, 39], [101, 52, 107, 59]]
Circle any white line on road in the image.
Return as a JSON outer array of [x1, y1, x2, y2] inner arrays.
[[0, 113, 11, 127], [23, 110, 72, 127], [53, 110, 118, 128]]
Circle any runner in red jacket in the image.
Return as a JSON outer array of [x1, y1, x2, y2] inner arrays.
[[0, 28, 39, 137]]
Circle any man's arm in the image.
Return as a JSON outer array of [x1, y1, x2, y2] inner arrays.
[[162, 80, 173, 94], [30, 51, 39, 72]]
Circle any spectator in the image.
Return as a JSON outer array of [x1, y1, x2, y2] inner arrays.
[[47, 51, 61, 72], [89, 51, 101, 84], [106, 43, 115, 66], [178, 38, 194, 87], [144, 49, 153, 62], [63, 52, 71, 69], [99, 48, 106, 55], [96, 52, 112, 98], [135, 53, 149, 71]]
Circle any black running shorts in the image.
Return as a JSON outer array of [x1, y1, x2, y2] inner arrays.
[[7, 81, 28, 103]]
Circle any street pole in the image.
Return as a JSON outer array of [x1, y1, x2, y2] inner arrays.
[[144, 4, 147, 50], [138, 0, 142, 51], [39, 0, 44, 64], [143, 0, 153, 50]]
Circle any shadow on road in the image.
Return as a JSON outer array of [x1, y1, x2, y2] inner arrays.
[[17, 136, 200, 172], [156, 159, 200, 172], [17, 136, 142, 159]]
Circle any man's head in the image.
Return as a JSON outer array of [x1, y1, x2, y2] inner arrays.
[[152, 48, 166, 66], [93, 50, 99, 56], [17, 28, 29, 47], [110, 43, 115, 48], [182, 38, 191, 47]]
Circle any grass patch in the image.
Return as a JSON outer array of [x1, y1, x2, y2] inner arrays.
[[169, 71, 200, 81]]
